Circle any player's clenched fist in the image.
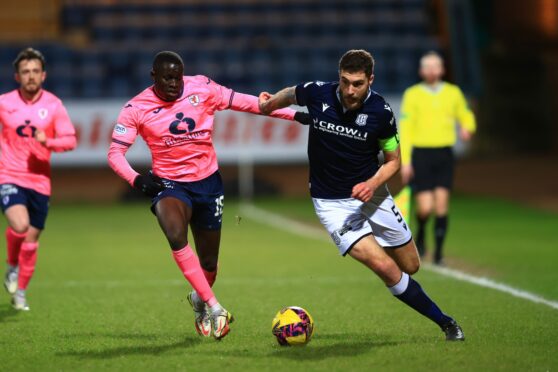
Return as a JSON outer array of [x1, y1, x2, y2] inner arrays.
[[34, 129, 47, 145], [258, 92, 272, 114], [133, 172, 164, 197], [351, 182, 375, 202]]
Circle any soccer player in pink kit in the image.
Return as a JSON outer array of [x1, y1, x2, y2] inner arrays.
[[1, 48, 77, 311], [108, 51, 306, 340]]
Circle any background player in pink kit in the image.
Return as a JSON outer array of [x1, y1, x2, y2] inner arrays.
[[108, 51, 306, 340], [1, 48, 77, 311]]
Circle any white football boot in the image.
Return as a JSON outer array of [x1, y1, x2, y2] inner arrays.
[[4, 266, 18, 295], [12, 290, 30, 311], [210, 305, 234, 340], [187, 291, 212, 337]]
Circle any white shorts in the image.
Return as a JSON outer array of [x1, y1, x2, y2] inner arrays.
[[312, 186, 413, 256]]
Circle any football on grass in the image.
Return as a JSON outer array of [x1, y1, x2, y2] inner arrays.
[[272, 306, 314, 346]]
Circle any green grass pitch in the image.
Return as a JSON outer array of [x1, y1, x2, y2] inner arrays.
[[0, 196, 557, 371]]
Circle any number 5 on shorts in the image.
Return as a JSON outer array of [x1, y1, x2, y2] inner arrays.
[[391, 204, 403, 223]]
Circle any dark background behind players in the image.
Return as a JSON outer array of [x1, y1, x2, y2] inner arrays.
[[0, 0, 556, 211], [0, 1, 556, 368]]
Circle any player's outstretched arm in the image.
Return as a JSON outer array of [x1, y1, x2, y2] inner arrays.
[[258, 86, 297, 115], [228, 91, 296, 121]]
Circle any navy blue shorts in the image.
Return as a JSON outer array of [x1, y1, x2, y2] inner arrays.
[[411, 147, 455, 192], [0, 183, 50, 230], [151, 171, 224, 230]]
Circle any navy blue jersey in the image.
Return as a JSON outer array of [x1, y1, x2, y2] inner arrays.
[[295, 81, 398, 199]]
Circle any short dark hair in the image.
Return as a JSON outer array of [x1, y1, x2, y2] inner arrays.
[[339, 49, 374, 77], [13, 47, 46, 72], [152, 51, 184, 71], [420, 50, 444, 66]]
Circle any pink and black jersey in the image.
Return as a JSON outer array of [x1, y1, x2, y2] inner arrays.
[[0, 89, 76, 196], [109, 75, 296, 185]]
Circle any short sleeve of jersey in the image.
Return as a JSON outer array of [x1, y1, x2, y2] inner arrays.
[[295, 81, 321, 106], [113, 104, 139, 146], [206, 77, 235, 112], [377, 102, 398, 139]]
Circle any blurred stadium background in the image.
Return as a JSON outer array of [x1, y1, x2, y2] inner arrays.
[[1, 1, 557, 370], [0, 0, 557, 206]]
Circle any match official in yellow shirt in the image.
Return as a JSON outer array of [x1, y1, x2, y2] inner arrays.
[[399, 51, 476, 264]]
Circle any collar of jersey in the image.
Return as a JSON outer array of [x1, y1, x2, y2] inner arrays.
[[420, 82, 445, 94], [151, 86, 187, 103], [336, 87, 372, 113], [17, 88, 44, 105]]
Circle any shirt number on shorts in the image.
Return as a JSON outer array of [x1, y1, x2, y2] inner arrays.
[[214, 195, 224, 217], [391, 204, 408, 230], [391, 205, 403, 223]]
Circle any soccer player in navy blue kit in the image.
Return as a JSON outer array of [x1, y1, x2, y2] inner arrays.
[[259, 49, 464, 341]]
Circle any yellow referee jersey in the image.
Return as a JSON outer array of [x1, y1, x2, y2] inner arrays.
[[399, 82, 476, 165]]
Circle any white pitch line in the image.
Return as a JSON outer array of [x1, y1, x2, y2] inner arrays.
[[240, 204, 558, 311], [423, 264, 558, 310], [34, 276, 370, 289]]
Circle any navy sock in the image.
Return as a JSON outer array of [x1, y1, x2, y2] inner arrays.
[[434, 216, 448, 263], [390, 273, 452, 327]]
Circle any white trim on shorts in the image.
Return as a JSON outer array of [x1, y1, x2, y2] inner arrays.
[[312, 185, 413, 256]]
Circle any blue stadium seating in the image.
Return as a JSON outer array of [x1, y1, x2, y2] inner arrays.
[[0, 0, 440, 98]]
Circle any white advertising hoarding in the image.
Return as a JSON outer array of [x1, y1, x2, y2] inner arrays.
[[52, 97, 402, 166]]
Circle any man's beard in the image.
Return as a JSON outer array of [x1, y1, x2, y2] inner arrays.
[[342, 92, 365, 110], [23, 82, 40, 95]]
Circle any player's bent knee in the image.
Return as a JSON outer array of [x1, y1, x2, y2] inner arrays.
[[405, 260, 420, 275], [10, 223, 29, 235], [199, 257, 218, 272], [165, 229, 189, 250]]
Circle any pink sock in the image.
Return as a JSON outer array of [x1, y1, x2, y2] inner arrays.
[[203, 266, 218, 288], [172, 245, 217, 307], [17, 242, 38, 290], [6, 227, 26, 267]]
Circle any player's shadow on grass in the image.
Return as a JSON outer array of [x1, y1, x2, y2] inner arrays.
[[0, 304, 19, 323], [270, 332, 400, 361], [57, 333, 201, 359]]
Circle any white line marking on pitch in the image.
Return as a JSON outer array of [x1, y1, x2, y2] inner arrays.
[[240, 204, 558, 311], [34, 276, 370, 289]]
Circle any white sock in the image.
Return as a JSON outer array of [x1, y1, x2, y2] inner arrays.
[[388, 272, 410, 296]]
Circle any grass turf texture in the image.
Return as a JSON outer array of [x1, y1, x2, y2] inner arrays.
[[0, 196, 556, 371]]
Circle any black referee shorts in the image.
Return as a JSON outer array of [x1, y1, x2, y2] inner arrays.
[[411, 147, 454, 192]]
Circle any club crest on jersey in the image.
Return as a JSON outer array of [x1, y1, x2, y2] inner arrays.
[[355, 114, 368, 126], [188, 95, 200, 106], [38, 108, 48, 119]]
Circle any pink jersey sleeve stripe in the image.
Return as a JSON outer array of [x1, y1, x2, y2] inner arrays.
[[226, 91, 235, 109], [112, 138, 132, 147]]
